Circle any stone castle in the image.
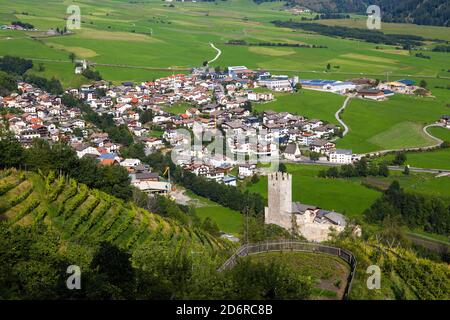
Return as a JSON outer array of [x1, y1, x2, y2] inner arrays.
[[264, 172, 349, 242]]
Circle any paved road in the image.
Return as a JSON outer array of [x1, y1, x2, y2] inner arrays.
[[280, 158, 450, 174], [331, 96, 352, 141]]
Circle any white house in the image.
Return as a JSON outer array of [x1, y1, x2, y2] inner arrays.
[[74, 144, 100, 159], [238, 163, 257, 178], [283, 143, 301, 161], [120, 158, 142, 170], [329, 149, 353, 164]]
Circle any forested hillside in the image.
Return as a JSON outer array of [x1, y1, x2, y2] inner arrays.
[[282, 0, 450, 26]]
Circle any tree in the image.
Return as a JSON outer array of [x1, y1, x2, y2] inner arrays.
[[139, 109, 153, 124], [82, 68, 102, 81], [90, 242, 135, 299], [72, 127, 83, 138], [121, 143, 146, 160], [403, 165, 410, 175], [309, 152, 320, 162], [201, 217, 221, 237], [0, 55, 33, 75], [279, 163, 287, 173], [69, 52, 76, 63], [419, 79, 427, 88], [378, 163, 389, 177], [0, 71, 17, 96], [0, 131, 24, 168], [393, 152, 407, 165], [326, 63, 331, 71]]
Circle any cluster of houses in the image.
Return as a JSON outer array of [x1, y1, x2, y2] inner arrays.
[[5, 65, 403, 194], [440, 115, 450, 129], [0, 24, 36, 31]]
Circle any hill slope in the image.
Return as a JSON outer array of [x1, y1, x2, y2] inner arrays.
[[0, 168, 230, 254]]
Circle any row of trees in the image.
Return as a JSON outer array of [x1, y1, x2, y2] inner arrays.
[[0, 223, 312, 300], [0, 55, 33, 76], [318, 158, 389, 178], [173, 168, 266, 216], [23, 74, 63, 95], [62, 94, 134, 146], [0, 134, 133, 200], [365, 181, 450, 236], [272, 20, 425, 47]]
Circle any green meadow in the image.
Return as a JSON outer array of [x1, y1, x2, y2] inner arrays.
[[2, 0, 450, 86], [246, 163, 450, 218], [247, 164, 381, 218], [187, 192, 244, 236], [254, 90, 345, 124], [335, 94, 448, 153]]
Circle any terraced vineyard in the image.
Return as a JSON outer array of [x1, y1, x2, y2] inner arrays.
[[0, 169, 231, 254]]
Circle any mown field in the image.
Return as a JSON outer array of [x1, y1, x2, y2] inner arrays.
[[253, 89, 345, 124], [246, 163, 450, 218], [335, 94, 448, 153], [375, 127, 450, 170], [2, 0, 450, 87]]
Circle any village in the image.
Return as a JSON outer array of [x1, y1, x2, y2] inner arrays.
[[0, 64, 442, 199]]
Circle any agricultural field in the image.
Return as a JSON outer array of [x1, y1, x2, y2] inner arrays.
[[335, 94, 448, 153], [253, 89, 345, 124], [2, 0, 450, 87], [375, 127, 450, 170], [0, 169, 231, 254]]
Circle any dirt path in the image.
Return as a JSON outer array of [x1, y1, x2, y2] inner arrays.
[[208, 43, 222, 64]]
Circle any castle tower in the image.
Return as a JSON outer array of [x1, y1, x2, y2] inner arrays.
[[264, 172, 292, 229]]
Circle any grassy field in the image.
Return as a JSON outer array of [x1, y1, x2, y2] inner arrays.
[[361, 171, 450, 204], [428, 126, 450, 142], [246, 163, 450, 219], [253, 89, 345, 124], [2, 0, 450, 87], [186, 191, 244, 236], [336, 94, 448, 153], [247, 164, 381, 218], [375, 126, 450, 170]]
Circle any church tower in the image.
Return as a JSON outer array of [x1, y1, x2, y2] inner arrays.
[[264, 172, 292, 229]]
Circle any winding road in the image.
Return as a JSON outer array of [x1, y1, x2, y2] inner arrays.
[[208, 43, 222, 64], [331, 96, 352, 141]]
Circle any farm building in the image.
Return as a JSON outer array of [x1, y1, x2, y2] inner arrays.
[[300, 79, 356, 94]]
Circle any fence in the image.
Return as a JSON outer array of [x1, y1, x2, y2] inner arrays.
[[218, 240, 357, 300]]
